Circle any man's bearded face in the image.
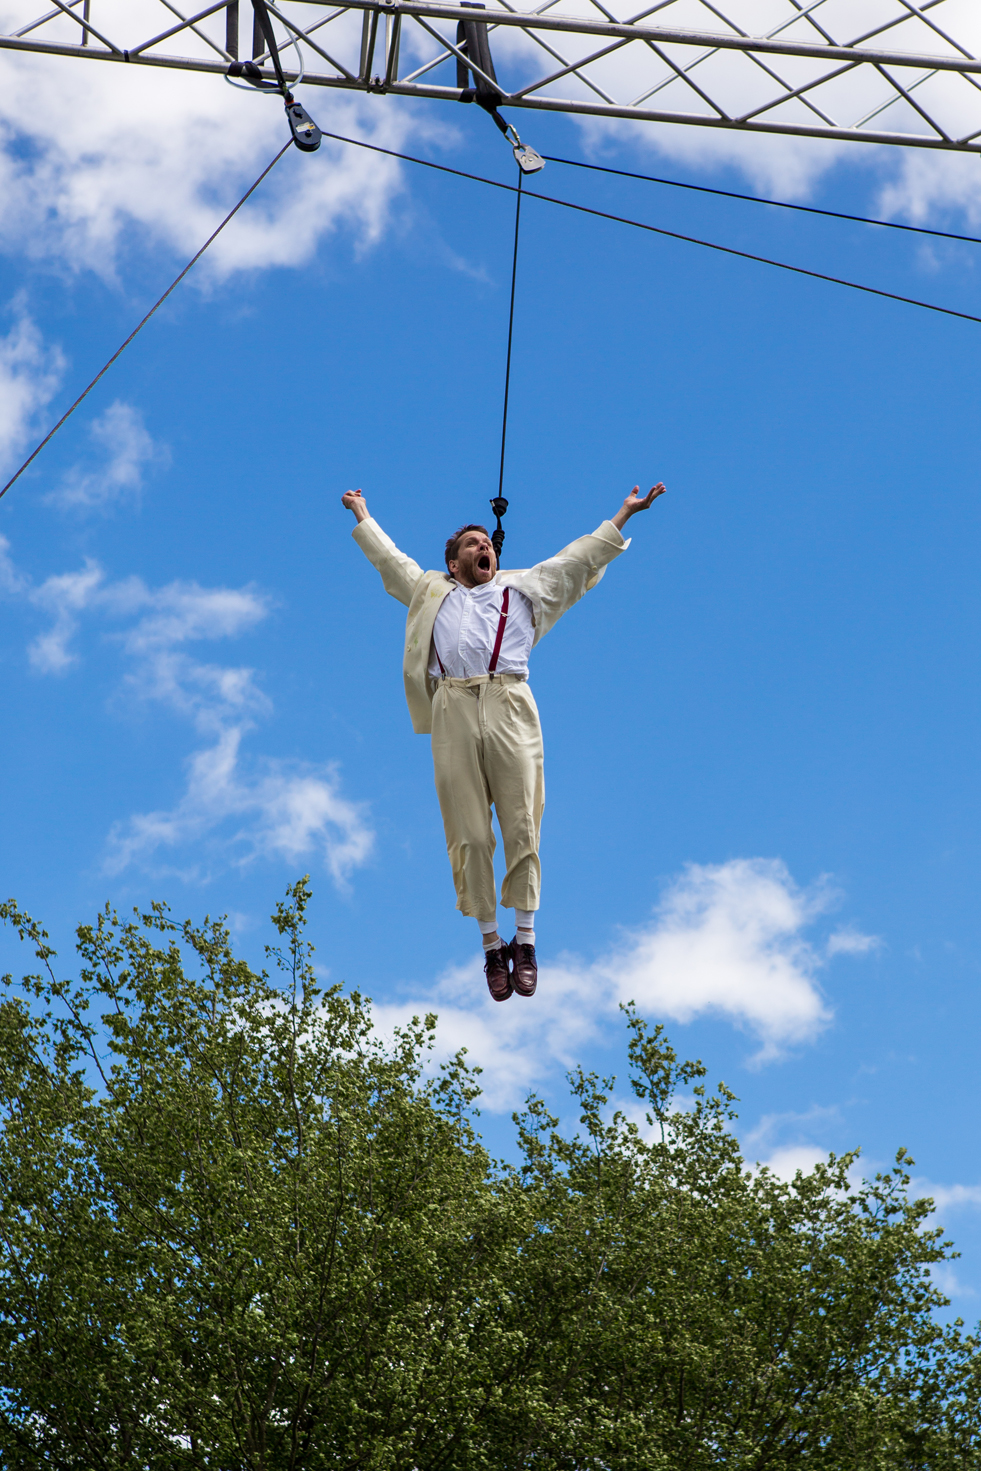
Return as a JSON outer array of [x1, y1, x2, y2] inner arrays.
[[449, 531, 497, 587]]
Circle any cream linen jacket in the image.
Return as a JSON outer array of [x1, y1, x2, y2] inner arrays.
[[352, 515, 630, 734]]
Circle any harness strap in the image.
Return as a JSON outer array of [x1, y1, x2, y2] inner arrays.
[[488, 586, 510, 676], [250, 0, 290, 95]]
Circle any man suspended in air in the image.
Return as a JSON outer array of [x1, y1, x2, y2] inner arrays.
[[341, 484, 665, 1002]]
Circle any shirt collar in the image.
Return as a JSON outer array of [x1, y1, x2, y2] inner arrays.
[[449, 573, 499, 593]]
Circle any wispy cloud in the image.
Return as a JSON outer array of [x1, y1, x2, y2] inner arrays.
[[0, 299, 64, 473], [105, 728, 373, 884], [0, 532, 29, 595], [375, 859, 873, 1110], [51, 401, 164, 510], [745, 1104, 844, 1156], [827, 927, 882, 957], [914, 1180, 981, 1214], [5, 537, 373, 886], [28, 560, 107, 673]]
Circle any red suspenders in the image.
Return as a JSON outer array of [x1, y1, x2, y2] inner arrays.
[[433, 586, 510, 679], [488, 587, 510, 676]]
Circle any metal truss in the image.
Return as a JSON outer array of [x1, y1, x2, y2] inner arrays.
[[4, 0, 981, 153]]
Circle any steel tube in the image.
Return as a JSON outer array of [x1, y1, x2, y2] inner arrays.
[[4, 4, 981, 154]]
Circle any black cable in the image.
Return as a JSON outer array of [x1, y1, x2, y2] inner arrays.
[[498, 167, 523, 505], [0, 142, 292, 504], [319, 130, 981, 328], [541, 153, 981, 249]]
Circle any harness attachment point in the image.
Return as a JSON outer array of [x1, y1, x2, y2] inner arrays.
[[490, 496, 508, 562], [454, 3, 545, 172], [227, 58, 278, 89]]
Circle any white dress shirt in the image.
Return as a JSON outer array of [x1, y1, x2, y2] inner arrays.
[[428, 576, 535, 679]]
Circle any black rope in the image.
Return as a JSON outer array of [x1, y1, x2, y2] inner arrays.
[[492, 166, 523, 559], [540, 153, 981, 249], [0, 142, 292, 504], [318, 131, 981, 328]]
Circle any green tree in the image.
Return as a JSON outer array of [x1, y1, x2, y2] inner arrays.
[[0, 882, 978, 1468]]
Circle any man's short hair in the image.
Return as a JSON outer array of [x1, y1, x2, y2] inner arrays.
[[445, 524, 490, 569]]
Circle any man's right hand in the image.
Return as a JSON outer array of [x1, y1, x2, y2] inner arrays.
[[341, 488, 370, 523]]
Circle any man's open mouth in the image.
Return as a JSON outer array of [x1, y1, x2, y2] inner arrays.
[[477, 555, 491, 571]]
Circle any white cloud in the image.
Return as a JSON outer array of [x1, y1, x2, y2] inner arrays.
[[602, 860, 834, 1063], [0, 300, 64, 472], [754, 1144, 833, 1180], [374, 858, 872, 1109], [913, 1180, 981, 1213], [4, 535, 373, 885], [52, 400, 163, 510], [0, 45, 413, 280], [879, 145, 981, 233]]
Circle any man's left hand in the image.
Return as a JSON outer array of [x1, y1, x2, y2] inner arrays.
[[611, 483, 666, 531]]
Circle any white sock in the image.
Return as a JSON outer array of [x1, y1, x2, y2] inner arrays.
[[478, 918, 501, 951], [515, 910, 536, 945]]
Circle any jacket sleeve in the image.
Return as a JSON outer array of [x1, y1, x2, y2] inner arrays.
[[511, 520, 629, 642], [351, 516, 425, 608]]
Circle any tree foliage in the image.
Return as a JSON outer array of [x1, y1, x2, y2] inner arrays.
[[0, 882, 978, 1468]]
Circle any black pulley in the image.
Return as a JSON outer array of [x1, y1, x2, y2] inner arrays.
[[235, 0, 322, 151], [286, 99, 321, 151]]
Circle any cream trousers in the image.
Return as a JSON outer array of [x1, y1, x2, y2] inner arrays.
[[430, 674, 545, 923]]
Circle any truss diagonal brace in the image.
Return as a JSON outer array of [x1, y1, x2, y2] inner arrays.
[[5, 0, 981, 155]]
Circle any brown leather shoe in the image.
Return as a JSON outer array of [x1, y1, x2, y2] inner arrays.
[[484, 943, 513, 1002], [509, 938, 538, 997]]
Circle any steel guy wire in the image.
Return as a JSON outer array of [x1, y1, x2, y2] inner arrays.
[[319, 129, 981, 328], [539, 153, 981, 249]]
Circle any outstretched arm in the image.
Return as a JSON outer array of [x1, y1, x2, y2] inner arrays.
[[342, 487, 424, 608], [611, 483, 665, 533], [507, 488, 663, 643]]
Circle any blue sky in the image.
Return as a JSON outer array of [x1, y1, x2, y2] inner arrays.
[[2, 31, 981, 1313]]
